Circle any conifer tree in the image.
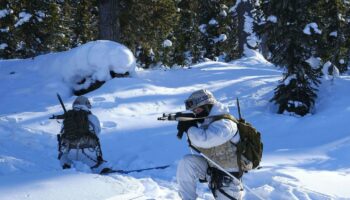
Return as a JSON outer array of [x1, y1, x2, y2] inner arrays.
[[346, 2, 350, 73], [313, 0, 350, 74], [258, 0, 321, 116], [0, 0, 67, 58], [172, 1, 202, 65], [0, 0, 16, 59], [69, 0, 98, 46], [196, 0, 238, 61], [233, 0, 256, 57], [118, 0, 178, 68]]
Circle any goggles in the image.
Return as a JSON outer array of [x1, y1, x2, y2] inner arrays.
[[185, 95, 210, 110]]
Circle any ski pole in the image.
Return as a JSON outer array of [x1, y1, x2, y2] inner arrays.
[[189, 145, 265, 200]]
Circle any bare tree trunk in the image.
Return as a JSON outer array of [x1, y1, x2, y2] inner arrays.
[[98, 0, 121, 42], [237, 0, 253, 57], [259, 33, 270, 58]]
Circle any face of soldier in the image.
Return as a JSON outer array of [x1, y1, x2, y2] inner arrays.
[[192, 105, 211, 119], [192, 107, 204, 115]]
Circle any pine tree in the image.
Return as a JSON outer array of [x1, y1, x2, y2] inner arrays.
[[118, 0, 178, 68], [0, 0, 68, 58], [172, 1, 206, 65], [346, 1, 350, 73], [233, 0, 256, 57], [196, 0, 238, 61], [41, 1, 69, 52], [70, 0, 98, 46], [0, 0, 16, 59], [13, 0, 66, 57], [313, 0, 350, 74], [258, 0, 321, 116], [57, 0, 98, 49]]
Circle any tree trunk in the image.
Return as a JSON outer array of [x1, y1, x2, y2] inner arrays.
[[237, 0, 253, 57], [98, 0, 121, 42]]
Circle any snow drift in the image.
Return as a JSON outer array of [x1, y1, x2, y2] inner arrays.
[[0, 41, 349, 200]]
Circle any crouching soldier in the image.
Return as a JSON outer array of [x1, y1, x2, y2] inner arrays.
[[176, 89, 246, 200], [53, 96, 111, 174]]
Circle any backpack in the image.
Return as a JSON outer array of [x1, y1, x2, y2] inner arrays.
[[57, 109, 103, 163], [211, 114, 263, 171], [62, 109, 92, 141]]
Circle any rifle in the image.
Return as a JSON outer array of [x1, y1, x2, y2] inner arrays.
[[158, 112, 203, 139], [49, 93, 67, 119], [157, 112, 197, 121], [49, 93, 67, 159], [57, 93, 67, 114], [236, 97, 242, 120]]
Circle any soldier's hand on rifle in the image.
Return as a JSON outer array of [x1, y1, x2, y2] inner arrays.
[[177, 120, 198, 137]]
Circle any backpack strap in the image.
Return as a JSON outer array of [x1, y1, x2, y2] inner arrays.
[[209, 114, 244, 177], [210, 114, 239, 124]]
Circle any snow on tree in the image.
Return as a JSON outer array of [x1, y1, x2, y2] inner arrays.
[[258, 0, 321, 116]]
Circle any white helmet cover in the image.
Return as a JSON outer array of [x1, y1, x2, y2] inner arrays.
[[185, 89, 217, 110], [73, 96, 91, 109]]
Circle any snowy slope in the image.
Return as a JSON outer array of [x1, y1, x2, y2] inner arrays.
[[0, 41, 349, 200]]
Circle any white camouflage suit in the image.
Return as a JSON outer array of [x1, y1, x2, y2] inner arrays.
[[177, 102, 243, 200], [59, 104, 109, 173]]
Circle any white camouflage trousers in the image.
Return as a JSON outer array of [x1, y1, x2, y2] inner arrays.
[[177, 154, 243, 200], [59, 147, 108, 173]]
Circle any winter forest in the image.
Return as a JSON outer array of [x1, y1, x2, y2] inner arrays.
[[1, 0, 350, 116], [1, 0, 350, 200]]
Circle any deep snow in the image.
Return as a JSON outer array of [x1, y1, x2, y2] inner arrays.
[[0, 41, 349, 200]]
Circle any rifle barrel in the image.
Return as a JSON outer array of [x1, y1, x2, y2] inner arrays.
[[57, 93, 67, 113], [236, 98, 242, 120]]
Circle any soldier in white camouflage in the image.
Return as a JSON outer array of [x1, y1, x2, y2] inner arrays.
[[176, 89, 243, 200], [58, 96, 111, 173]]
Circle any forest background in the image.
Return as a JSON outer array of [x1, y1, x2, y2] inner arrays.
[[1, 0, 350, 117]]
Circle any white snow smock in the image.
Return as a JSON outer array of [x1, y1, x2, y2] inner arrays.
[[59, 104, 109, 173], [187, 102, 240, 171]]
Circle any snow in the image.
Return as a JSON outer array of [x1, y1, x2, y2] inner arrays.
[[198, 24, 207, 34], [163, 40, 173, 48], [0, 9, 10, 18], [283, 74, 296, 85], [303, 23, 322, 35], [0, 43, 8, 49], [213, 34, 227, 43], [14, 12, 32, 27], [330, 31, 338, 37], [267, 16, 277, 23], [0, 27, 9, 32], [306, 56, 322, 69], [229, 0, 241, 13], [322, 62, 340, 81], [208, 18, 218, 25], [1, 40, 350, 200], [220, 10, 227, 17], [244, 12, 258, 50], [36, 11, 46, 19]]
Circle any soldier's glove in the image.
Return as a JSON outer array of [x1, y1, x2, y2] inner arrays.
[[177, 120, 198, 135]]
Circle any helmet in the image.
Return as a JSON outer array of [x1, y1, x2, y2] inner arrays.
[[73, 96, 91, 109], [185, 89, 217, 110]]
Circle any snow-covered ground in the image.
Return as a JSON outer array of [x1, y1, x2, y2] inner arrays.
[[0, 41, 349, 200]]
